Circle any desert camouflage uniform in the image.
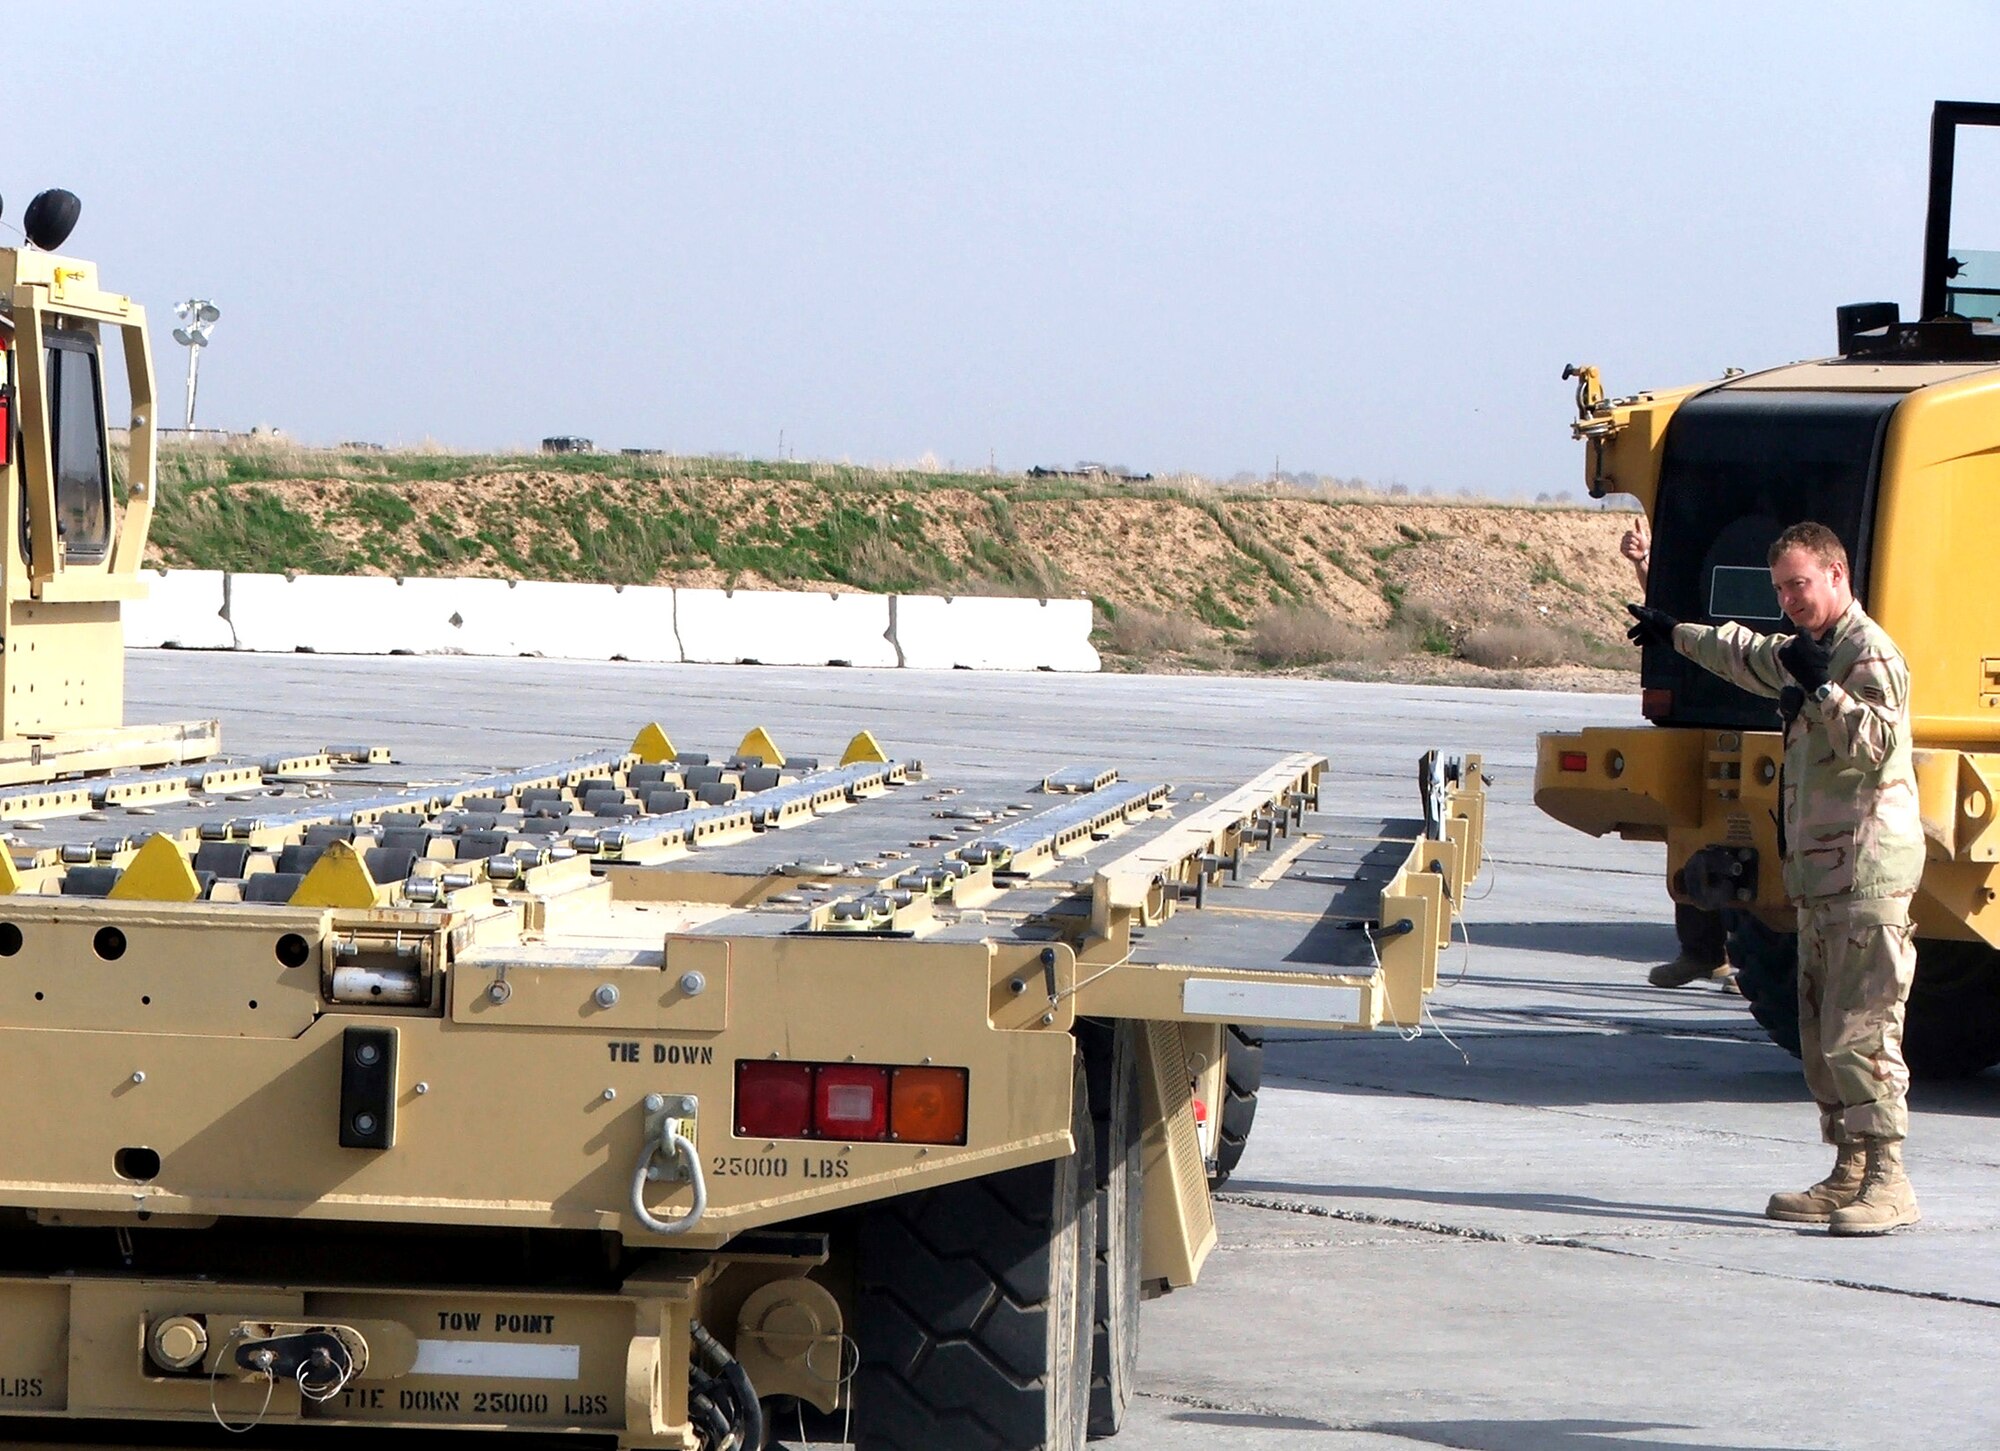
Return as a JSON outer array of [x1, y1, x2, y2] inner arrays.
[[1673, 599, 1925, 1142]]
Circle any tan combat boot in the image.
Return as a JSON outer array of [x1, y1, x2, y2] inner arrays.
[[1648, 952, 1723, 988], [1765, 1140, 1866, 1223], [1829, 1138, 1921, 1236]]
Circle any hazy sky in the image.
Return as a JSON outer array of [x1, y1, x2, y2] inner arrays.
[[16, 3, 2000, 494]]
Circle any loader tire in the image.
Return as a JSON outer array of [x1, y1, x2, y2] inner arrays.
[[1724, 912, 1801, 1059], [853, 1052, 1096, 1451], [1078, 1020, 1141, 1438], [1726, 914, 2000, 1080], [1208, 1024, 1264, 1189], [1902, 939, 2000, 1080]]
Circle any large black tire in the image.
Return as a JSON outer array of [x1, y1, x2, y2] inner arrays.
[[1726, 914, 2000, 1080], [852, 1053, 1096, 1450], [1078, 1020, 1141, 1439], [1724, 911, 1801, 1058], [1903, 938, 2000, 1079], [1208, 1024, 1264, 1189]]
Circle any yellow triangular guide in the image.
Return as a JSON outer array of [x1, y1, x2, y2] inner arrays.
[[629, 723, 677, 764], [290, 840, 381, 909], [736, 726, 786, 766], [108, 833, 201, 903], [0, 848, 22, 897], [840, 730, 889, 766]]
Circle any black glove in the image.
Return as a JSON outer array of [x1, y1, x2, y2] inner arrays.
[[1778, 685, 1806, 726], [1625, 603, 1678, 649], [1778, 631, 1832, 692]]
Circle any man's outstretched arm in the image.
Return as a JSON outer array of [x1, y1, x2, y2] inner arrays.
[[1672, 620, 1789, 699]]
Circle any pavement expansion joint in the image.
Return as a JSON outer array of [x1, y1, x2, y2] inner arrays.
[[1262, 1073, 1808, 1147], [1214, 1234, 1425, 1252], [1216, 1191, 1539, 1245], [1134, 1389, 1348, 1435], [1564, 1237, 2000, 1310], [1221, 1196, 2000, 1313], [1478, 854, 1662, 879]]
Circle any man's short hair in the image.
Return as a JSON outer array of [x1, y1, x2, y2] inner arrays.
[[1768, 521, 1848, 573]]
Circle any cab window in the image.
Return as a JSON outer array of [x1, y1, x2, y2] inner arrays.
[[20, 329, 111, 566]]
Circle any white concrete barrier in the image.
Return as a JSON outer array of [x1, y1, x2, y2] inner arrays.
[[124, 568, 233, 649], [126, 571, 1099, 672], [677, 588, 897, 667], [890, 595, 1100, 672], [379, 576, 521, 656], [504, 580, 681, 662], [226, 573, 462, 654]]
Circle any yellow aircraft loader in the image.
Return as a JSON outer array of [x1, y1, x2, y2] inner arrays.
[[1538, 100, 2000, 1078], [0, 193, 1486, 1448]]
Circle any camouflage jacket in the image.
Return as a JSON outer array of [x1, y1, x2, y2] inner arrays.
[[1673, 599, 1925, 902]]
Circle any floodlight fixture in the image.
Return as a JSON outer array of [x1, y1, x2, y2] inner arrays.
[[171, 298, 220, 430]]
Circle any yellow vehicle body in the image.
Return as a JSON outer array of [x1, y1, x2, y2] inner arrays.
[[1536, 100, 2000, 1078], [1539, 357, 2000, 945]]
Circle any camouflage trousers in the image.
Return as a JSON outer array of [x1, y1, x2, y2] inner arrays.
[[1796, 893, 1915, 1143]]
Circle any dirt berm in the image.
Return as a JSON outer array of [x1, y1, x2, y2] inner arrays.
[[146, 450, 1643, 687]]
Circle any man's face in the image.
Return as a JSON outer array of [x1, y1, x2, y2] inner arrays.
[[1770, 545, 1850, 635]]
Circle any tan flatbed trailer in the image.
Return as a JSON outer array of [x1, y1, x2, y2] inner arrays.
[[0, 210, 1488, 1449]]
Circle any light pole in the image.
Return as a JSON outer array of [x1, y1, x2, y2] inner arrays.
[[170, 299, 220, 430]]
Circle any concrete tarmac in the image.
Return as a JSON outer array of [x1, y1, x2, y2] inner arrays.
[[127, 651, 2000, 1451]]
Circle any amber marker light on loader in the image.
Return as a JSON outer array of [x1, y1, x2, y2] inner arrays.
[[735, 1061, 971, 1145]]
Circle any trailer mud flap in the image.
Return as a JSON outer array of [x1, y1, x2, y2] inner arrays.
[[1135, 1019, 1215, 1292]]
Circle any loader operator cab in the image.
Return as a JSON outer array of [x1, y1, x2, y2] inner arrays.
[[1638, 391, 1888, 732], [12, 324, 114, 567], [0, 185, 217, 765], [1635, 99, 2000, 734]]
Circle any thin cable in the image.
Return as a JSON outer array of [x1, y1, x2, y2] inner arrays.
[[838, 1334, 858, 1451], [1421, 995, 1470, 1065], [1466, 856, 1498, 901], [296, 1339, 357, 1402], [208, 1328, 276, 1435], [1362, 923, 1421, 1043], [1052, 948, 1133, 1005]]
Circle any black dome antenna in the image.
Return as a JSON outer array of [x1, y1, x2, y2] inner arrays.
[[23, 190, 79, 250]]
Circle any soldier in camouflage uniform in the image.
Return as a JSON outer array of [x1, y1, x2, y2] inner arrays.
[[1627, 521, 1925, 1235]]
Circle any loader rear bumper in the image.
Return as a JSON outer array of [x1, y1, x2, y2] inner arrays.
[[1535, 725, 1789, 915]]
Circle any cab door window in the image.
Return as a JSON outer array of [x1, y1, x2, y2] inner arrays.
[[21, 329, 112, 567]]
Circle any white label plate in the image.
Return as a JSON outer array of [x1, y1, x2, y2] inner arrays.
[[410, 1339, 583, 1381], [1181, 978, 1363, 1026]]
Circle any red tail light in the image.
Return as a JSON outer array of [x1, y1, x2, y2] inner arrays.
[[735, 1061, 813, 1138], [814, 1064, 889, 1140], [1642, 688, 1674, 721], [1558, 751, 1588, 772]]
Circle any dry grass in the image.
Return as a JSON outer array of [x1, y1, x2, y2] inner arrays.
[[1459, 617, 1579, 669], [1248, 605, 1385, 666], [1105, 606, 1204, 657]]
